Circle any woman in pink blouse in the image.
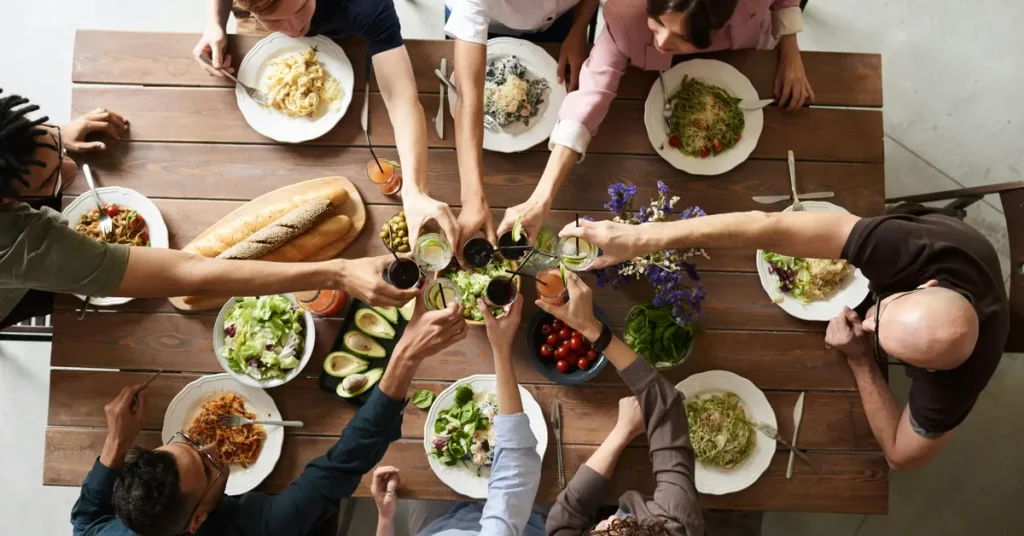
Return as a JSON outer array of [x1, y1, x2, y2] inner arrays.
[[497, 0, 815, 243]]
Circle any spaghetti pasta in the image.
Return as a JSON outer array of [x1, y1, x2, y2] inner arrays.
[[666, 77, 745, 158], [187, 393, 266, 468], [263, 47, 342, 118], [76, 204, 150, 246]]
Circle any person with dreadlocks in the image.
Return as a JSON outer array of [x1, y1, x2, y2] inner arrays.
[[0, 91, 420, 329]]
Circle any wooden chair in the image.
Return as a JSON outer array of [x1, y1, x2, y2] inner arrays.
[[887, 181, 1023, 353]]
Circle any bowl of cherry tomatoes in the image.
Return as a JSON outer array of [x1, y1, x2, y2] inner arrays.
[[525, 307, 611, 385]]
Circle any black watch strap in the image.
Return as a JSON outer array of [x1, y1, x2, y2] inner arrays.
[[591, 323, 613, 354]]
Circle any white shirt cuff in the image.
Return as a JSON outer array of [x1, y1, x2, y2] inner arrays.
[[548, 119, 592, 162], [772, 7, 804, 38], [443, 11, 489, 45]]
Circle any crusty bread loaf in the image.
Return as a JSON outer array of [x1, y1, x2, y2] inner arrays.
[[218, 199, 333, 260], [185, 183, 349, 258], [259, 215, 352, 262]]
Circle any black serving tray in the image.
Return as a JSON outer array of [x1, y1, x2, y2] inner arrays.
[[317, 298, 410, 406]]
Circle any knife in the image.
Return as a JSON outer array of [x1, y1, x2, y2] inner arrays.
[[751, 191, 835, 204], [739, 98, 775, 111], [552, 400, 565, 489], [787, 392, 806, 479], [435, 58, 446, 139]]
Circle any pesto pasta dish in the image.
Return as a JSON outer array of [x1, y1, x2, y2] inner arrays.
[[483, 55, 549, 128], [685, 391, 756, 468], [666, 76, 745, 158]]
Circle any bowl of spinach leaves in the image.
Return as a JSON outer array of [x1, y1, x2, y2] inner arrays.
[[624, 304, 696, 369]]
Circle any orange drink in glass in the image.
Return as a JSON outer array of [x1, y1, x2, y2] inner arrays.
[[366, 159, 401, 195], [536, 267, 568, 306]]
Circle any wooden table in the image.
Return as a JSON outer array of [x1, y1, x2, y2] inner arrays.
[[44, 30, 888, 514]]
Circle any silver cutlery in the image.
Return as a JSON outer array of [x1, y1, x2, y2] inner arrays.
[[657, 71, 672, 150], [552, 400, 565, 488], [751, 191, 835, 205], [787, 392, 806, 479], [436, 58, 447, 139], [82, 165, 112, 237], [432, 69, 500, 133], [217, 414, 304, 428], [744, 418, 814, 469], [196, 54, 268, 106], [739, 98, 775, 111], [788, 150, 804, 212]]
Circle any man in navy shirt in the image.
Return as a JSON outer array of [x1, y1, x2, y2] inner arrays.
[[194, 0, 461, 255]]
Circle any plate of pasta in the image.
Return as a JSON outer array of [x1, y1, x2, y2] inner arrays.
[[644, 59, 764, 175], [62, 186, 168, 307], [162, 374, 284, 496], [237, 33, 354, 143], [448, 37, 567, 153]]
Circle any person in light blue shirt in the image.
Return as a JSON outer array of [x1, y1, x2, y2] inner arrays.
[[371, 295, 546, 536]]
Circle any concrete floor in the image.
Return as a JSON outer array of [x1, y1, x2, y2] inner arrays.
[[1, 0, 1021, 534]]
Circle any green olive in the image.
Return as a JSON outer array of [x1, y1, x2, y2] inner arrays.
[[398, 222, 408, 230]]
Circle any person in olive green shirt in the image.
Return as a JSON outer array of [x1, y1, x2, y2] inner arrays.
[[0, 90, 417, 329]]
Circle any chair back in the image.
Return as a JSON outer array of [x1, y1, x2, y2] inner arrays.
[[1002, 187, 1023, 353]]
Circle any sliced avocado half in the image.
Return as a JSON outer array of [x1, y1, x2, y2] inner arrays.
[[336, 367, 384, 398], [371, 306, 399, 324], [399, 298, 416, 321], [354, 308, 396, 340], [323, 351, 369, 378], [343, 330, 386, 359]]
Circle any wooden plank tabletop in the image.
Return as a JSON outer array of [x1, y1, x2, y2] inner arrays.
[[46, 30, 887, 514]]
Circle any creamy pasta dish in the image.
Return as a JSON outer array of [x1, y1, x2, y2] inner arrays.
[[263, 47, 342, 118]]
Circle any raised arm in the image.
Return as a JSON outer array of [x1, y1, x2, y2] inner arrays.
[[452, 38, 496, 247], [559, 210, 861, 271]]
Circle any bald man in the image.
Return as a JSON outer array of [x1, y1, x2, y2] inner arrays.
[[560, 203, 1009, 471]]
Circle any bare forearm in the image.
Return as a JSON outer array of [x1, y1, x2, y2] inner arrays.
[[378, 348, 422, 400], [849, 360, 902, 454], [115, 247, 342, 298], [374, 47, 429, 195], [493, 350, 523, 415], [453, 40, 487, 202], [531, 144, 577, 205], [584, 428, 632, 478], [375, 519, 393, 536], [571, 0, 599, 34], [99, 436, 131, 469], [207, 0, 232, 29], [778, 34, 800, 56]]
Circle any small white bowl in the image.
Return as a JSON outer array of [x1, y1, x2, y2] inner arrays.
[[213, 294, 315, 389]]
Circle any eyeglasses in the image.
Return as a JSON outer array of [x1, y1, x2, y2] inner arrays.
[[24, 125, 64, 199], [872, 288, 925, 361], [167, 430, 226, 531]]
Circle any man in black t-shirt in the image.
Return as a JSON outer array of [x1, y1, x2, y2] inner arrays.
[[560, 204, 1009, 471]]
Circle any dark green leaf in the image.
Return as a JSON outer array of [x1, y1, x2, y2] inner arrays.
[[412, 390, 435, 410], [453, 384, 474, 406]]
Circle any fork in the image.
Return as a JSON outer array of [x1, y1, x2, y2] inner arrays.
[[787, 150, 804, 212], [433, 69, 500, 133], [82, 164, 112, 237], [196, 54, 269, 106], [744, 418, 815, 469], [657, 71, 672, 150], [216, 414, 304, 428]]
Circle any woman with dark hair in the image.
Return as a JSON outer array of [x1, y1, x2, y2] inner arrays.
[[497, 0, 813, 246]]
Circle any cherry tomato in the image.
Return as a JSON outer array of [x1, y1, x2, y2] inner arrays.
[[668, 135, 681, 148], [580, 338, 591, 350], [555, 346, 569, 360], [711, 138, 723, 153], [135, 214, 146, 226], [541, 325, 552, 336], [694, 120, 706, 131], [555, 360, 569, 373], [540, 344, 554, 358], [572, 329, 582, 337], [559, 328, 572, 340], [140, 232, 150, 244], [700, 146, 710, 158], [735, 133, 742, 142], [546, 334, 560, 347], [551, 319, 563, 331], [577, 357, 591, 370], [103, 205, 120, 217], [570, 338, 583, 351], [587, 349, 598, 360]]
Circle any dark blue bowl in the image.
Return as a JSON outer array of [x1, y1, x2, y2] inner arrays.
[[525, 306, 611, 385]]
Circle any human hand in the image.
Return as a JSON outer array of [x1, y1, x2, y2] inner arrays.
[[370, 466, 401, 522], [61, 108, 129, 152], [478, 295, 523, 359], [403, 192, 460, 248], [825, 307, 875, 367], [100, 384, 147, 467], [612, 396, 645, 440], [392, 293, 468, 361], [558, 29, 587, 91], [456, 197, 497, 264], [337, 255, 420, 307], [193, 24, 233, 77], [535, 272, 603, 341], [774, 38, 815, 112], [558, 219, 644, 270], [497, 197, 550, 247]]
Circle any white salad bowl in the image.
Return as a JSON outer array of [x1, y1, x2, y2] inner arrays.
[[213, 294, 315, 389]]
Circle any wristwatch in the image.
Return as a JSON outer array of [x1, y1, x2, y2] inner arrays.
[[590, 323, 613, 354]]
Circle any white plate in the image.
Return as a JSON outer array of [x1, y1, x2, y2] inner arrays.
[[676, 370, 776, 495], [755, 201, 871, 321], [448, 37, 567, 153], [644, 59, 763, 175], [423, 374, 548, 499], [237, 33, 354, 143], [162, 374, 284, 496], [61, 186, 169, 307], [213, 294, 316, 389]]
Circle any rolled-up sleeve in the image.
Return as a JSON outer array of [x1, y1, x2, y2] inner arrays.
[[771, 1, 804, 37], [478, 413, 541, 536], [444, 0, 490, 45], [549, 17, 630, 161]]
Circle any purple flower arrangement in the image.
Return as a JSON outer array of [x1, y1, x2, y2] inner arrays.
[[595, 181, 708, 328]]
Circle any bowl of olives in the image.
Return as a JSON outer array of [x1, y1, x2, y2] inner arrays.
[[380, 211, 410, 253]]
